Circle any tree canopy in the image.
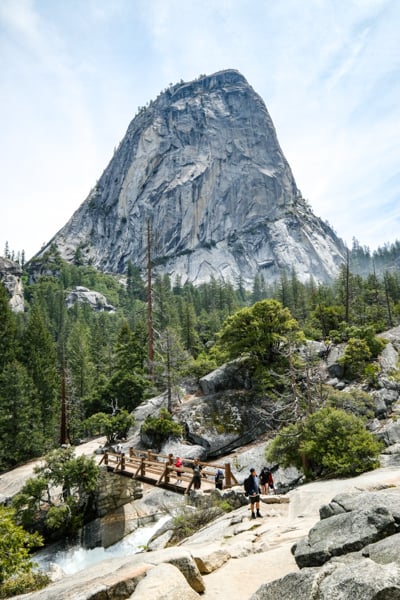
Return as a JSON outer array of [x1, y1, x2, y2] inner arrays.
[[216, 298, 304, 366], [266, 407, 382, 478]]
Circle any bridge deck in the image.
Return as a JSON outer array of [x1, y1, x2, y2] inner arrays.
[[98, 449, 238, 494]]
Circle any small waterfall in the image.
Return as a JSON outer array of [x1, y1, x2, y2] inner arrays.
[[35, 515, 170, 576]]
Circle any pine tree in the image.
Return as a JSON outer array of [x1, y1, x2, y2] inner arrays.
[[0, 361, 43, 469], [22, 304, 59, 445]]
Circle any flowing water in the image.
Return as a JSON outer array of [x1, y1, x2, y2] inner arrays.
[[35, 515, 170, 575]]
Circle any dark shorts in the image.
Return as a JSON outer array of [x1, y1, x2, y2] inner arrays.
[[249, 494, 260, 504]]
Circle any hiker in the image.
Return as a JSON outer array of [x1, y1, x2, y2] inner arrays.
[[215, 468, 224, 490], [244, 468, 262, 518], [175, 456, 183, 483], [260, 466, 275, 495], [190, 458, 203, 490]]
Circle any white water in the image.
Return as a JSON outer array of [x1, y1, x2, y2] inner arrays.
[[35, 515, 170, 575]]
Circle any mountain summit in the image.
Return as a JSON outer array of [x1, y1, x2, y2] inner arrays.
[[40, 69, 345, 286]]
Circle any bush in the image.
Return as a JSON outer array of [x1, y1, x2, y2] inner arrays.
[[0, 506, 47, 596], [326, 388, 375, 418], [0, 571, 50, 599], [12, 447, 100, 538], [167, 494, 233, 545], [267, 407, 382, 478], [141, 408, 183, 450], [338, 337, 371, 379], [83, 410, 135, 444]]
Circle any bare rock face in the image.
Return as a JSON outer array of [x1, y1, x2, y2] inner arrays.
[[0, 256, 24, 312], [37, 70, 345, 287], [65, 286, 116, 312]]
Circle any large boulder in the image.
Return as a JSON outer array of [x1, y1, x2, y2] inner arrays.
[[174, 390, 274, 458], [378, 342, 399, 373], [325, 344, 346, 378], [132, 562, 200, 599], [13, 547, 204, 599], [65, 286, 116, 312], [362, 531, 400, 564], [293, 488, 400, 569], [292, 507, 397, 568], [251, 558, 400, 600], [199, 358, 251, 395], [372, 388, 399, 419], [376, 420, 400, 447], [319, 489, 400, 521]]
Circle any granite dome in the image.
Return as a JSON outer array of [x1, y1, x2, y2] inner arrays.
[[38, 69, 346, 286]]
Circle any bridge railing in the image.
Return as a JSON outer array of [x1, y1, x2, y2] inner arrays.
[[98, 448, 238, 492]]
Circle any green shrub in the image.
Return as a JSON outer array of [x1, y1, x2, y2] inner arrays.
[[338, 337, 371, 379], [141, 407, 183, 450], [0, 571, 50, 598], [326, 388, 375, 418], [267, 407, 382, 479], [0, 506, 47, 596], [168, 506, 224, 544]]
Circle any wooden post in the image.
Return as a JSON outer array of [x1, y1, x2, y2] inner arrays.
[[104, 452, 109, 466], [225, 463, 232, 488], [120, 453, 125, 471], [140, 457, 145, 477]]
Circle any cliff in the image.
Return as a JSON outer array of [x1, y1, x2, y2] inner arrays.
[[37, 70, 345, 287]]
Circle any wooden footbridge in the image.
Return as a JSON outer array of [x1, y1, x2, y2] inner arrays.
[[98, 448, 239, 494]]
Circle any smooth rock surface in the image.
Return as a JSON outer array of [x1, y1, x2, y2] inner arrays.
[[36, 69, 346, 287]]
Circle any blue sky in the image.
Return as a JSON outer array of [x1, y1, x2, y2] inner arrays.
[[1, 0, 399, 260]]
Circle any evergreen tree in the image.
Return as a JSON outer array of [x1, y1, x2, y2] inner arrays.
[[0, 361, 43, 469], [154, 326, 191, 411], [217, 299, 303, 367], [22, 304, 59, 445], [96, 321, 148, 412], [66, 321, 95, 400]]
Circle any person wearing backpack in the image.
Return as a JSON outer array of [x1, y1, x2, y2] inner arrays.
[[244, 468, 262, 518], [189, 458, 203, 490], [215, 468, 224, 490], [260, 466, 276, 495]]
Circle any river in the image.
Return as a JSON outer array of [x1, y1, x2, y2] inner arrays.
[[34, 515, 170, 575]]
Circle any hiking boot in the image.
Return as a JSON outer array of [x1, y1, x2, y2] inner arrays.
[[256, 510, 262, 518], [251, 512, 256, 519]]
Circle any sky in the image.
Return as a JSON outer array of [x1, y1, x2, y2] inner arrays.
[[1, 0, 399, 261]]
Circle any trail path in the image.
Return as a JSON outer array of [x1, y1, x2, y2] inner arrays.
[[200, 465, 400, 599]]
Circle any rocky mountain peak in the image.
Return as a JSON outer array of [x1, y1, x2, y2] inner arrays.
[[36, 69, 346, 287]]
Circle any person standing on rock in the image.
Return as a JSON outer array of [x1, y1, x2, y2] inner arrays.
[[215, 468, 224, 490], [260, 466, 275, 495], [244, 468, 262, 518], [188, 458, 203, 491]]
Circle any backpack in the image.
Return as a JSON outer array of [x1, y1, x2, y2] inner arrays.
[[215, 469, 224, 482], [243, 476, 252, 496]]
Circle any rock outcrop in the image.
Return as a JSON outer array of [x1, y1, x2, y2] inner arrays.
[[35, 69, 346, 288], [0, 256, 24, 312], [15, 547, 205, 599], [253, 487, 400, 599], [65, 286, 116, 312]]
